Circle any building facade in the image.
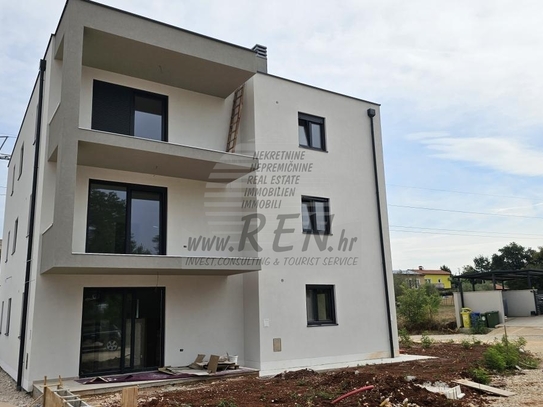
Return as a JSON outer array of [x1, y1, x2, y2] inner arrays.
[[0, 0, 398, 391]]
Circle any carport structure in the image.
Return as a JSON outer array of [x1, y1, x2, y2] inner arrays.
[[452, 269, 543, 315]]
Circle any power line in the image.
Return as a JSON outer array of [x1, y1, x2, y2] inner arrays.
[[389, 204, 543, 220], [389, 229, 543, 240], [387, 183, 529, 200], [390, 225, 543, 238]]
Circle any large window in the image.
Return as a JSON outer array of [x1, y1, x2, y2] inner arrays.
[[299, 113, 326, 151], [302, 196, 331, 234], [306, 285, 336, 326], [86, 181, 166, 255], [92, 80, 168, 141]]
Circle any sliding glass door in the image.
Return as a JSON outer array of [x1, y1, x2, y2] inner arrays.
[[80, 287, 164, 377]]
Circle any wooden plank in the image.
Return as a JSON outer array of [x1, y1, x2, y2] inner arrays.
[[454, 379, 516, 396], [121, 386, 138, 407], [43, 387, 65, 407]]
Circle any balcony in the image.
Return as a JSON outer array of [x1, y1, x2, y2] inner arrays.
[[40, 251, 261, 276], [75, 129, 256, 182]]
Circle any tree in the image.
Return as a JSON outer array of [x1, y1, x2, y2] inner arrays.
[[490, 242, 534, 271], [397, 284, 441, 331], [440, 265, 451, 272]]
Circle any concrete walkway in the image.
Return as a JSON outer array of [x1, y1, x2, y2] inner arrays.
[[412, 316, 543, 355]]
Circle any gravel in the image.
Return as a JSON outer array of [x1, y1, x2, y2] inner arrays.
[[0, 368, 33, 406]]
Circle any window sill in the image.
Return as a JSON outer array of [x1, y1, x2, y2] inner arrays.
[[307, 323, 338, 327], [299, 145, 328, 153], [302, 231, 332, 236]]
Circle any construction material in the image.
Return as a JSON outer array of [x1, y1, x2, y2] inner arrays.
[[418, 382, 464, 400], [454, 379, 516, 396], [226, 86, 244, 152], [331, 385, 374, 404], [43, 387, 92, 407], [121, 387, 138, 407]]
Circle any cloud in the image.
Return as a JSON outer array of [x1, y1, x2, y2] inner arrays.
[[414, 136, 543, 177]]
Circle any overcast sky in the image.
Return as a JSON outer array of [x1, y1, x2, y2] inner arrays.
[[1, 0, 543, 273]]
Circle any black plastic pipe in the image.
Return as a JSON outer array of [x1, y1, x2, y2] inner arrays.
[[17, 58, 46, 391], [367, 108, 395, 359]]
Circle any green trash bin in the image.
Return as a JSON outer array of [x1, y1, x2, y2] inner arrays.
[[485, 311, 499, 328], [461, 307, 471, 328]]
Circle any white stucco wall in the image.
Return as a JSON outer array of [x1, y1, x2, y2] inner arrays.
[[27, 273, 245, 384], [502, 290, 537, 317], [79, 67, 234, 151], [239, 74, 398, 374], [453, 291, 505, 327], [72, 166, 255, 257]]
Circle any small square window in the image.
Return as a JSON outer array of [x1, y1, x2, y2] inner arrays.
[[299, 113, 326, 151], [302, 196, 330, 234], [306, 285, 336, 326]]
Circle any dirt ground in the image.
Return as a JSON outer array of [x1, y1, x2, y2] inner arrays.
[[84, 343, 520, 407]]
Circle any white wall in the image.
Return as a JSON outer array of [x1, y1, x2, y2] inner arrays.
[[79, 67, 234, 151], [453, 291, 505, 327], [73, 166, 255, 257], [240, 74, 397, 373], [502, 290, 537, 317], [28, 273, 245, 385]]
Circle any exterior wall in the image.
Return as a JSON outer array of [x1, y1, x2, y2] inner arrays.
[[73, 166, 254, 257], [242, 73, 397, 374], [27, 274, 245, 383], [502, 290, 537, 317], [79, 66, 233, 151], [2, 0, 397, 389], [425, 273, 452, 289], [453, 291, 505, 327]]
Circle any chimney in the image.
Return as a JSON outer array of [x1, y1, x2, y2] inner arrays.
[[418, 266, 423, 270], [252, 44, 267, 59]]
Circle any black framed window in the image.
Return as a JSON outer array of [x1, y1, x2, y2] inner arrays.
[[86, 180, 166, 255], [0, 301, 3, 334], [18, 144, 24, 180], [92, 80, 168, 142], [302, 196, 330, 234], [299, 113, 326, 151], [5, 231, 9, 263], [12, 218, 18, 254], [5, 298, 11, 336], [306, 285, 336, 326]]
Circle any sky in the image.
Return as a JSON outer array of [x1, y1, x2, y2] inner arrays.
[[1, 0, 543, 274]]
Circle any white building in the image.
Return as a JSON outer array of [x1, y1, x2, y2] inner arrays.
[[0, 0, 398, 392]]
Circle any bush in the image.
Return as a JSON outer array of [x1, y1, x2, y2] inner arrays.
[[470, 367, 490, 385], [421, 333, 434, 349], [483, 335, 539, 372], [398, 328, 413, 348], [397, 285, 441, 331], [471, 318, 489, 335]]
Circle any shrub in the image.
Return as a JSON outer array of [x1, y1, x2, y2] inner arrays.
[[397, 285, 441, 331], [470, 367, 490, 385], [421, 333, 434, 349], [398, 328, 413, 348], [483, 347, 506, 372], [483, 335, 539, 372], [461, 339, 472, 349]]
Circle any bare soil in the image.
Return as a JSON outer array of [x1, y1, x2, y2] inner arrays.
[[85, 343, 512, 407]]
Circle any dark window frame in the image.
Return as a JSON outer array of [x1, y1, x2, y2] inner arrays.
[[18, 144, 24, 180], [301, 196, 331, 235], [306, 285, 337, 326], [12, 218, 18, 255], [5, 231, 9, 263], [0, 301, 3, 335], [5, 298, 11, 336], [298, 112, 326, 152], [85, 179, 167, 255], [92, 80, 169, 142]]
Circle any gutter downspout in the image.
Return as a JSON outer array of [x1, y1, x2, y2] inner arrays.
[[17, 58, 46, 391], [367, 108, 395, 358]]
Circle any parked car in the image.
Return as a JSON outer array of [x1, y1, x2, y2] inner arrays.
[[81, 321, 121, 352]]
